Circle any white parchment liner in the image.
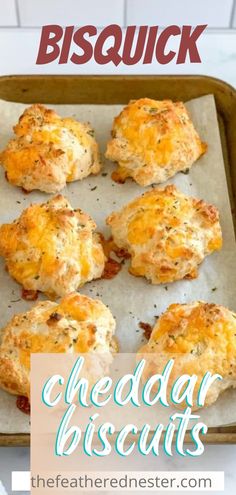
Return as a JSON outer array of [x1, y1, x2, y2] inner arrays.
[[0, 95, 235, 434]]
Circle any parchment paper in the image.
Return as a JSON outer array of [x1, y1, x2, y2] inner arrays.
[[0, 95, 235, 434]]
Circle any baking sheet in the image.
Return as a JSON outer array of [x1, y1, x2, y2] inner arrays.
[[0, 95, 235, 434]]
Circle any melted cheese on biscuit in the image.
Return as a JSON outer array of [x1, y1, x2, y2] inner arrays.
[[0, 195, 106, 297], [106, 185, 222, 284], [138, 301, 236, 409], [0, 104, 101, 193], [106, 98, 206, 186], [0, 293, 116, 398]]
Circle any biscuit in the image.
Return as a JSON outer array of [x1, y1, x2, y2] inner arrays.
[[0, 104, 101, 193], [106, 98, 206, 186], [137, 301, 236, 409], [106, 185, 222, 284], [0, 293, 117, 399], [0, 195, 106, 297]]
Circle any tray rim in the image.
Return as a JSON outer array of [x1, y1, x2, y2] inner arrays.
[[0, 73, 235, 447], [0, 73, 235, 90]]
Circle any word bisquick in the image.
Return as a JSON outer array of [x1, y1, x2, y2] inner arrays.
[[36, 24, 207, 66]]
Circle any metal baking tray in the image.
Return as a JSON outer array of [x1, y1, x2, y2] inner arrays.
[[0, 74, 235, 446]]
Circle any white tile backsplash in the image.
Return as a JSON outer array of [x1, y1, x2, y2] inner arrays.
[[127, 0, 234, 28], [0, 0, 17, 26], [0, 0, 235, 29], [17, 0, 125, 27], [232, 2, 236, 26]]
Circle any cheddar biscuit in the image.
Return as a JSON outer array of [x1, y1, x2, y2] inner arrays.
[[0, 195, 106, 297], [0, 293, 116, 399], [106, 185, 222, 284], [138, 301, 236, 409], [0, 104, 101, 193], [106, 98, 206, 186]]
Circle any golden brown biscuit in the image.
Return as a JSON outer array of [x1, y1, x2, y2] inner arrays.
[[138, 301, 236, 409], [106, 98, 206, 186], [0, 104, 101, 193], [0, 293, 117, 399], [0, 195, 106, 297], [106, 185, 222, 284]]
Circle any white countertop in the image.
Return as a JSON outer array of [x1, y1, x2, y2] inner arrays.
[[0, 26, 235, 495], [0, 444, 236, 494]]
